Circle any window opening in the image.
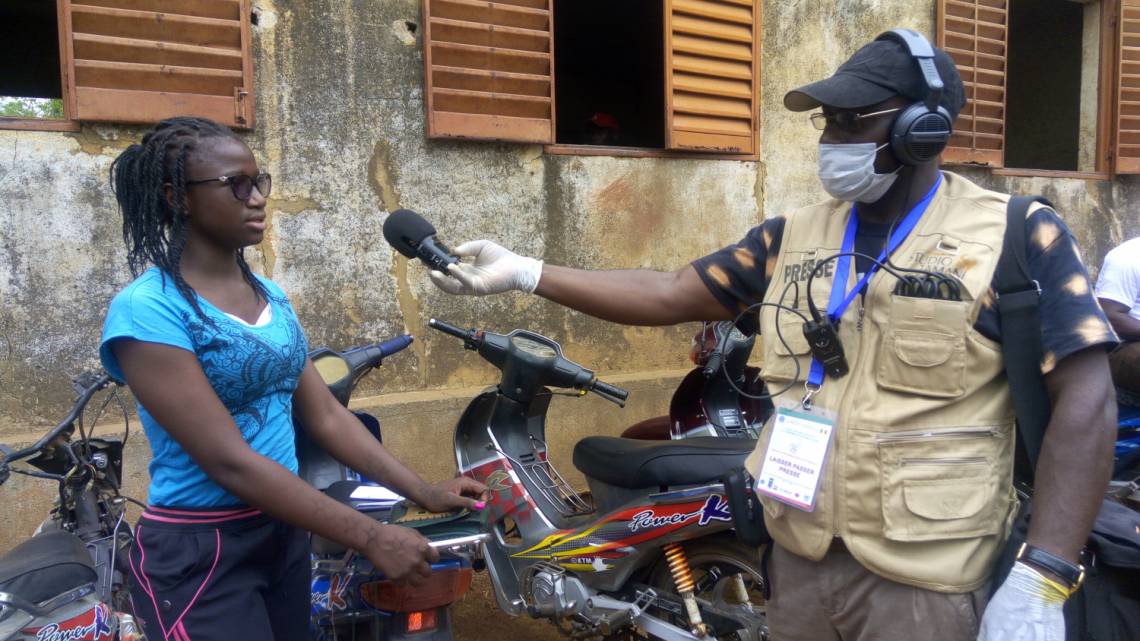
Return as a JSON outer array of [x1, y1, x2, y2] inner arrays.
[[0, 0, 65, 120], [1004, 0, 1099, 171], [553, 0, 665, 147]]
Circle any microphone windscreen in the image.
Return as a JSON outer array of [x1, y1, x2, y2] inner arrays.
[[383, 209, 437, 258]]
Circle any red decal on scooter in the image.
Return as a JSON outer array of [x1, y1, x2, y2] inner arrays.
[[485, 469, 512, 493], [469, 458, 539, 524]]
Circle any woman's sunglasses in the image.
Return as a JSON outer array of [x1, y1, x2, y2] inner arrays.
[[185, 172, 272, 201]]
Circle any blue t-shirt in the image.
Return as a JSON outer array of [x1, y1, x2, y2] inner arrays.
[[100, 268, 308, 507]]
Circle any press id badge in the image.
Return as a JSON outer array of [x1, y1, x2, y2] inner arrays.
[[755, 406, 835, 512]]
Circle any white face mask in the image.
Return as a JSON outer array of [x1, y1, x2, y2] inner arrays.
[[817, 142, 901, 203]]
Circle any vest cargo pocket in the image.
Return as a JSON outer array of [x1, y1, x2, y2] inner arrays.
[[877, 430, 1003, 542], [876, 296, 968, 398], [761, 494, 786, 520]]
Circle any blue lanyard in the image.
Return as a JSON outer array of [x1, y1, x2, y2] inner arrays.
[[805, 174, 943, 390]]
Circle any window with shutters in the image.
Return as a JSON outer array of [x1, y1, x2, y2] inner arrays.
[[0, 0, 256, 132], [421, 0, 760, 159], [938, 0, 1128, 177], [0, 0, 73, 131], [1117, 0, 1140, 173]]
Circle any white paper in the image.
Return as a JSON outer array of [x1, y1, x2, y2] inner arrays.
[[755, 407, 834, 512], [349, 485, 404, 502]]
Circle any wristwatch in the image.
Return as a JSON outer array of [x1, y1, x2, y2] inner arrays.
[[1017, 542, 1086, 592]]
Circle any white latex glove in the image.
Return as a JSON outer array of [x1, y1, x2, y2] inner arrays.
[[978, 561, 1068, 641], [429, 239, 543, 296]]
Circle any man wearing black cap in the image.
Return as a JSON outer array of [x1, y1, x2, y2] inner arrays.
[[427, 30, 1117, 641]]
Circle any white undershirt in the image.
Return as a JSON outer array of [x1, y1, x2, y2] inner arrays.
[[1095, 237, 1140, 322], [224, 304, 273, 327]]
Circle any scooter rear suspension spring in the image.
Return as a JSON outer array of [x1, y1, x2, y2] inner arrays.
[[664, 543, 694, 593]]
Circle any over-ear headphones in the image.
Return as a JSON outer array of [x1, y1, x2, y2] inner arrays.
[[874, 29, 954, 166]]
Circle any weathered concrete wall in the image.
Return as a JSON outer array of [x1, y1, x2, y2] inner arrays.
[[3, 0, 1137, 556], [0, 0, 757, 548]]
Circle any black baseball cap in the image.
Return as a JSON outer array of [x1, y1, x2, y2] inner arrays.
[[784, 33, 966, 119]]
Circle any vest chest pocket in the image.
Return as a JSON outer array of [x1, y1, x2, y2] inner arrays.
[[762, 310, 812, 383], [876, 295, 968, 398]]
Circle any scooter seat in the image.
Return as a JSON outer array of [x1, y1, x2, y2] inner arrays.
[[0, 531, 97, 604], [573, 436, 755, 489]]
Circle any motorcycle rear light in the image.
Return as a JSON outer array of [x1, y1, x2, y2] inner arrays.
[[406, 609, 437, 633], [360, 567, 473, 612]]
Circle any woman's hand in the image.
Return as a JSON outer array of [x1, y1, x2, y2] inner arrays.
[[419, 476, 488, 513], [363, 524, 439, 584]]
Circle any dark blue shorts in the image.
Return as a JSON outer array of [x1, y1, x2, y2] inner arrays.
[[127, 506, 310, 641]]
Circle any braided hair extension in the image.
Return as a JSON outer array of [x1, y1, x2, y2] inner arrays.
[[109, 117, 268, 319]]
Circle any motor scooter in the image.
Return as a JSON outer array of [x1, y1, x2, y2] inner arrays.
[[428, 318, 768, 640], [295, 336, 486, 641], [0, 373, 143, 641], [623, 322, 772, 441]]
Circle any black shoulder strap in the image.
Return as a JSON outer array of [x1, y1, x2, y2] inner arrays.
[[996, 196, 1053, 483]]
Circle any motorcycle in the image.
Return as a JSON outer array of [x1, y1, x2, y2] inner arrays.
[[622, 322, 773, 441], [0, 372, 143, 641], [296, 335, 486, 641], [427, 318, 768, 641]]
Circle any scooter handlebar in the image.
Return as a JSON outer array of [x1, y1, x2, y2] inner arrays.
[[428, 318, 480, 345], [376, 334, 414, 358], [590, 379, 629, 407]]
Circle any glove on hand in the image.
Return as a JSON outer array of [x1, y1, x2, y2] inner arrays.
[[429, 239, 543, 296], [978, 561, 1068, 641]]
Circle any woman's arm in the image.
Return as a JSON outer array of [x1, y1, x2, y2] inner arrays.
[[113, 339, 439, 582], [291, 362, 485, 511]]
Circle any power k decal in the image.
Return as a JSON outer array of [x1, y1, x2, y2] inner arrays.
[[311, 572, 350, 613], [628, 495, 731, 533], [24, 603, 114, 641]]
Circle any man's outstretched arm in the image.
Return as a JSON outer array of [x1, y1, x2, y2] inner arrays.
[[535, 264, 732, 325], [430, 239, 733, 325]]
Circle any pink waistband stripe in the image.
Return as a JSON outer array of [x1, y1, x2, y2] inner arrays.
[[143, 506, 262, 524]]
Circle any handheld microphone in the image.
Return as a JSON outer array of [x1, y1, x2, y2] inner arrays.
[[382, 209, 459, 272]]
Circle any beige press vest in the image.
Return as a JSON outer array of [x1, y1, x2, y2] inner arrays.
[[746, 172, 1030, 593]]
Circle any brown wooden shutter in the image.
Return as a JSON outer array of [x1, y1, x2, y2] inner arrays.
[[1116, 0, 1140, 173], [422, 0, 554, 143], [665, 0, 759, 155], [936, 0, 1007, 166], [61, 0, 254, 128]]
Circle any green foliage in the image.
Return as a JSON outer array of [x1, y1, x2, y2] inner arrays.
[[0, 97, 64, 119]]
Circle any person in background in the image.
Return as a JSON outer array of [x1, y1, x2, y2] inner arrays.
[[1095, 236, 1140, 398]]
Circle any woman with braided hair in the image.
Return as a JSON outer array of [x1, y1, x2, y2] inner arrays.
[[100, 117, 485, 641]]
